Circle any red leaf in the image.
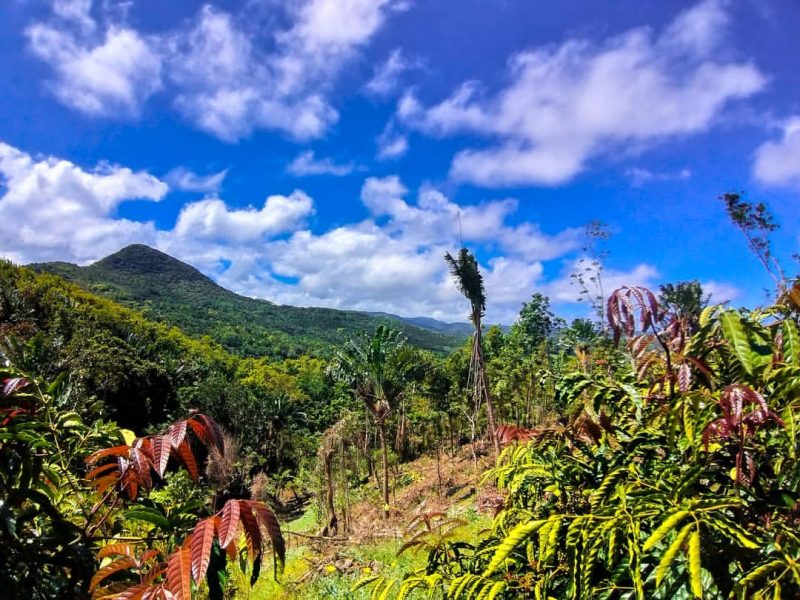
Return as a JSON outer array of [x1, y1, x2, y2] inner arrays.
[[249, 500, 285, 571], [218, 499, 241, 550], [130, 447, 154, 490], [166, 545, 192, 600], [168, 421, 187, 447], [86, 461, 119, 481], [91, 473, 121, 495], [190, 517, 216, 584], [90, 556, 137, 591], [173, 441, 199, 480], [2, 377, 28, 397], [116, 582, 153, 600], [238, 501, 262, 559], [152, 434, 171, 478], [678, 362, 692, 393], [97, 543, 135, 560], [86, 445, 131, 465], [188, 414, 224, 453]]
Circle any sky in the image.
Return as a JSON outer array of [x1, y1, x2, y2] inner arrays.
[[0, 0, 798, 324]]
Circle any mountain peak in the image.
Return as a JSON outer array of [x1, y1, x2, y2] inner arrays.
[[93, 244, 210, 283]]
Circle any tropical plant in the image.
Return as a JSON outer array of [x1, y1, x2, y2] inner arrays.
[[328, 325, 408, 516], [389, 284, 800, 599], [445, 248, 499, 454]]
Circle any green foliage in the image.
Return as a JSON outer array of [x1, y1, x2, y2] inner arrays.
[[390, 288, 800, 599], [33, 245, 463, 357]]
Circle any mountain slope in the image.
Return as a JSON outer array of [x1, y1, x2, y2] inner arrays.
[[32, 245, 465, 357]]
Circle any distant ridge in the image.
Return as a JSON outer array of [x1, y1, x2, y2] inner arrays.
[[32, 245, 467, 358]]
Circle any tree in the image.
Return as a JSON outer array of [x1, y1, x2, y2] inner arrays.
[[328, 325, 406, 516], [720, 193, 786, 294], [444, 248, 500, 454], [513, 293, 557, 355], [658, 280, 709, 331], [570, 220, 612, 331]]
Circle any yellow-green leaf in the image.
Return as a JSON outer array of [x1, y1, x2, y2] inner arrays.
[[688, 527, 702, 598], [485, 519, 547, 575], [643, 511, 691, 551], [655, 522, 693, 586]]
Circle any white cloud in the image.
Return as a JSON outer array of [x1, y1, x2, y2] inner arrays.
[[376, 123, 409, 160], [702, 280, 740, 304], [0, 143, 620, 323], [753, 117, 800, 189], [172, 192, 314, 244], [544, 260, 660, 305], [626, 167, 692, 186], [287, 151, 357, 177], [165, 167, 227, 193], [165, 1, 403, 141], [26, 3, 162, 117], [0, 142, 166, 263], [365, 48, 417, 97], [26, 0, 403, 139], [401, 0, 765, 187]]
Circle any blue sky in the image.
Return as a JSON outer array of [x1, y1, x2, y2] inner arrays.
[[0, 0, 798, 323]]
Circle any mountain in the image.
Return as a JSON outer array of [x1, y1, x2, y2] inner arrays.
[[368, 312, 474, 337], [32, 245, 466, 357]]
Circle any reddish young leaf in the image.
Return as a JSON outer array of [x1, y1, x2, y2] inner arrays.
[[86, 462, 119, 481], [218, 499, 241, 550], [190, 517, 217, 584], [97, 543, 134, 560], [114, 582, 152, 600], [86, 445, 131, 465], [91, 474, 121, 495], [151, 434, 171, 478], [249, 500, 285, 571], [168, 420, 187, 448], [173, 441, 199, 480], [89, 556, 137, 591], [238, 501, 263, 559], [192, 414, 224, 453], [130, 447, 153, 490], [166, 545, 192, 600], [2, 377, 28, 397]]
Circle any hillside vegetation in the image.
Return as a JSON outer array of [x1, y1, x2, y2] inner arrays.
[[33, 245, 465, 358]]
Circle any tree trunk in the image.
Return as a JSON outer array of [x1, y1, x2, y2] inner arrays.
[[474, 320, 500, 455], [322, 450, 337, 536], [377, 421, 390, 517]]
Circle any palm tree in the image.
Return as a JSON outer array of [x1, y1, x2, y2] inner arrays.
[[328, 325, 406, 516], [444, 248, 499, 454]]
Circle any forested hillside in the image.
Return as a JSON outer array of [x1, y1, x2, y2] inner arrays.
[[33, 245, 466, 358]]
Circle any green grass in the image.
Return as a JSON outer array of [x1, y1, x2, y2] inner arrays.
[[230, 500, 491, 599]]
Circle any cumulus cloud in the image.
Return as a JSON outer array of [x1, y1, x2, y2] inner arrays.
[[163, 1, 404, 141], [287, 151, 357, 176], [400, 0, 765, 187], [27, 7, 162, 116], [172, 192, 314, 243], [27, 0, 404, 139], [753, 117, 800, 189], [0, 142, 166, 263], [702, 280, 740, 304], [544, 261, 660, 305], [365, 48, 418, 97], [165, 167, 227, 193], [0, 141, 585, 322]]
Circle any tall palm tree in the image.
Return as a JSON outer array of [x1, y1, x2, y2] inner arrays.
[[444, 248, 500, 454], [328, 325, 406, 516]]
